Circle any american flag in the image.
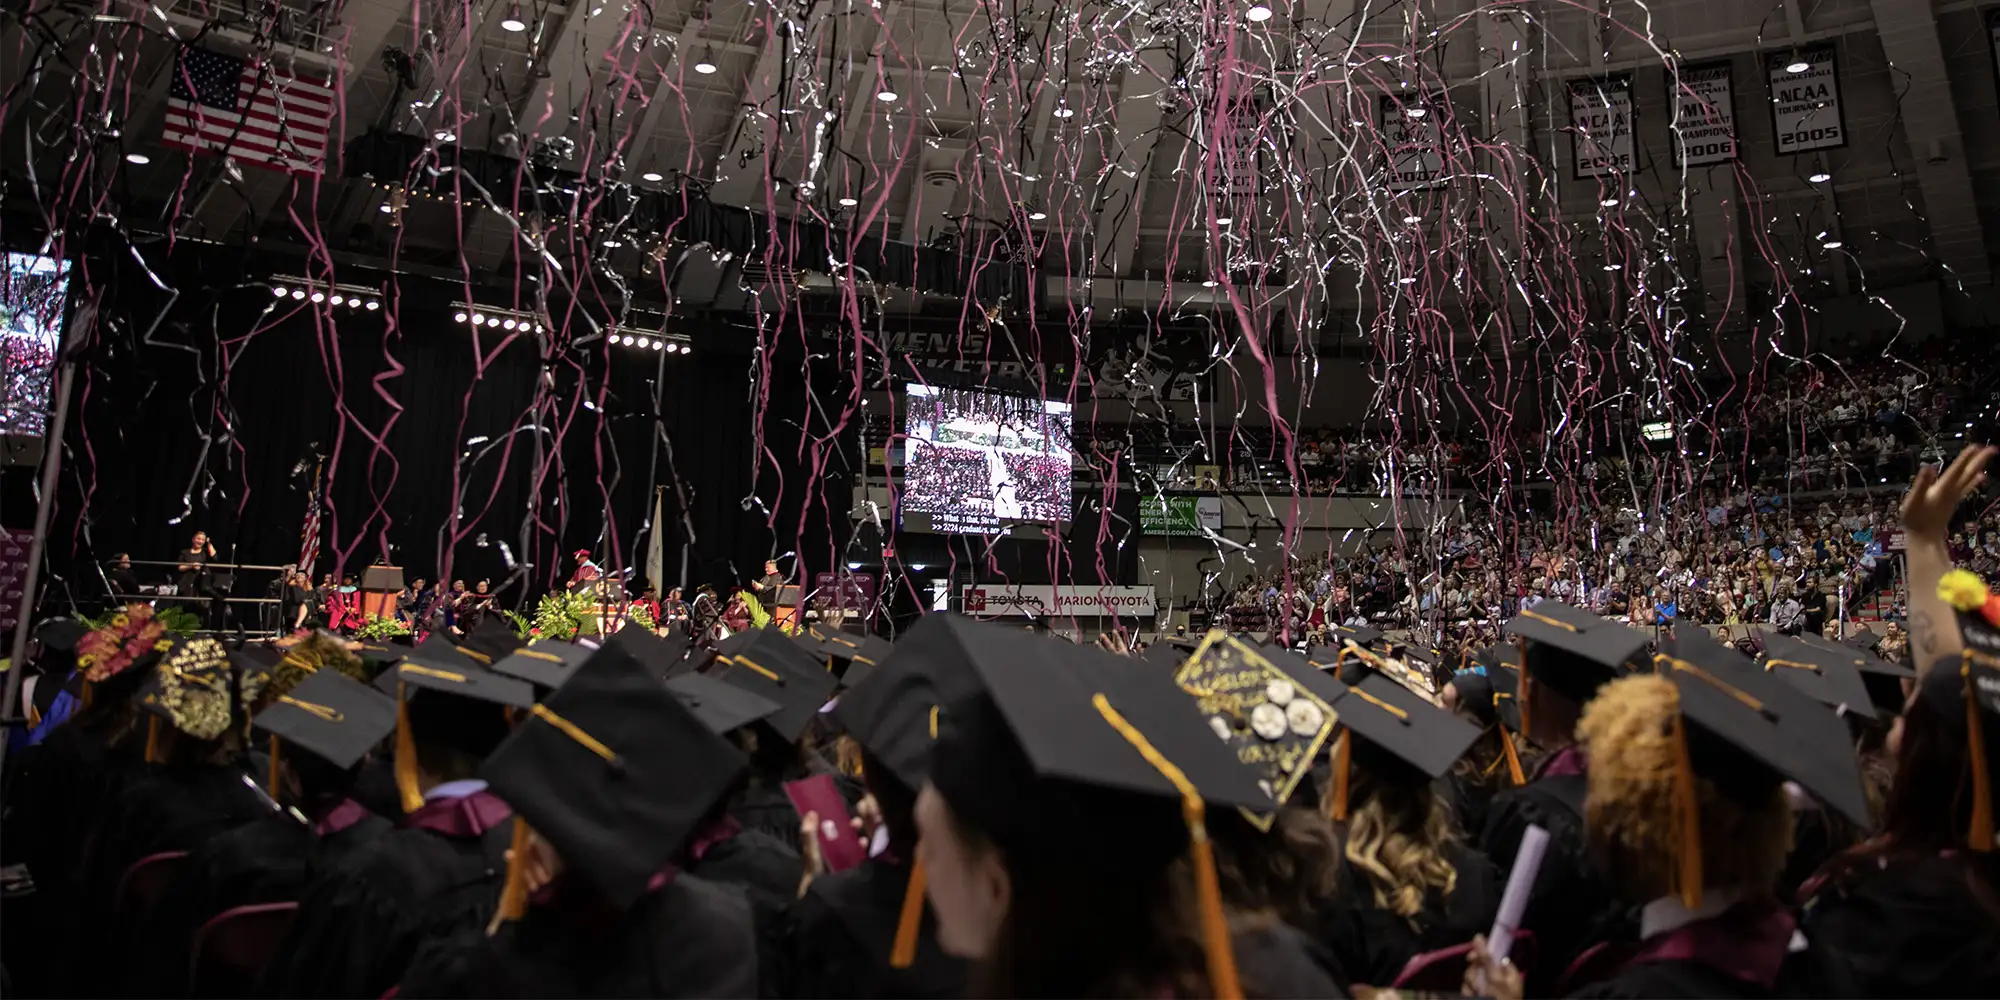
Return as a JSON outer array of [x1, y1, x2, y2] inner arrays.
[[297, 486, 322, 577], [162, 46, 333, 174]]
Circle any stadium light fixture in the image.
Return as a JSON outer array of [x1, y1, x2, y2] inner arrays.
[[1640, 421, 1673, 441], [500, 4, 526, 31], [1785, 57, 1810, 74], [1246, 3, 1273, 21], [125, 153, 150, 165], [693, 47, 718, 74]]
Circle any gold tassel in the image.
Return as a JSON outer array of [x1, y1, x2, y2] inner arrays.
[[1499, 726, 1526, 786], [488, 818, 532, 935], [1329, 729, 1352, 823], [1670, 694, 1703, 909], [394, 680, 424, 813], [80, 679, 93, 711], [144, 716, 163, 763], [1965, 661, 1993, 852], [889, 857, 926, 968], [268, 735, 283, 799]]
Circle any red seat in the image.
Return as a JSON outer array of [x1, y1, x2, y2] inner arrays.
[[112, 850, 190, 922], [189, 901, 300, 997], [1390, 931, 1537, 992]]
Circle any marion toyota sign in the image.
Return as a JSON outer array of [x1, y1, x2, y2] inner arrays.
[[961, 584, 1160, 618]]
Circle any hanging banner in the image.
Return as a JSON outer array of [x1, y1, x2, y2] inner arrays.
[[1768, 48, 1845, 154], [1568, 75, 1635, 178], [1214, 96, 1261, 199], [1670, 62, 1738, 167], [1379, 94, 1444, 190], [1140, 495, 1224, 537]]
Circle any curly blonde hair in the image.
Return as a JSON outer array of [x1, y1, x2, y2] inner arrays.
[[1337, 770, 1460, 923], [1578, 674, 1792, 901]]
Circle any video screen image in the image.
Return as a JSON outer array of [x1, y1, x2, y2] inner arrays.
[[1, 252, 71, 439], [902, 384, 1073, 533]]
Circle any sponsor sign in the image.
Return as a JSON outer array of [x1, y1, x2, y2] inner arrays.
[[1380, 94, 1445, 190], [1670, 63, 1738, 167], [812, 571, 876, 612], [1141, 495, 1224, 537], [961, 584, 1160, 618], [1568, 75, 1635, 178], [1768, 49, 1845, 154]]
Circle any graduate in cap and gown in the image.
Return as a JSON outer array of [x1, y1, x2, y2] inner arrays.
[[399, 625, 767, 998], [708, 627, 840, 852], [912, 615, 1347, 998], [1438, 652, 1531, 845], [260, 643, 532, 998], [779, 614, 974, 998]]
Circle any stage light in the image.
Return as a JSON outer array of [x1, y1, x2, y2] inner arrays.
[[502, 318, 518, 330], [1822, 240, 1843, 249], [1600, 197, 1620, 207], [838, 196, 859, 207], [693, 47, 717, 74], [1785, 59, 1810, 73], [365, 299, 380, 311], [1808, 172, 1831, 183], [1246, 3, 1272, 21], [309, 291, 325, 302], [329, 294, 345, 306], [641, 171, 663, 182], [290, 287, 307, 299], [1029, 210, 1047, 221], [1216, 215, 1232, 226], [378, 203, 393, 213], [125, 152, 149, 165], [1202, 279, 1217, 287], [472, 313, 488, 325], [433, 130, 455, 142], [273, 285, 288, 296], [650, 338, 665, 350], [876, 74, 899, 102], [1054, 105, 1074, 118], [455, 311, 468, 323]]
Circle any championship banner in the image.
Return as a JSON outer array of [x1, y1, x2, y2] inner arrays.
[[1670, 63, 1738, 167], [961, 584, 1159, 618], [1768, 49, 1845, 154], [1379, 94, 1444, 190], [1141, 494, 1223, 537], [1568, 75, 1635, 178]]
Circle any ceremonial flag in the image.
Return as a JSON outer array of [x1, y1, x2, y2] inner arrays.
[[646, 486, 665, 592], [297, 480, 322, 576], [161, 45, 333, 174]]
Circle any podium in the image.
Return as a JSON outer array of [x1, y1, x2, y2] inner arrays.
[[771, 585, 802, 629], [358, 565, 404, 620]]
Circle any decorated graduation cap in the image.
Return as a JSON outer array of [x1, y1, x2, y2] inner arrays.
[[135, 640, 269, 764], [1169, 633, 1341, 831], [1933, 569, 2000, 851], [491, 640, 594, 692], [482, 628, 750, 919], [1635, 631, 1872, 907], [711, 627, 839, 743], [1760, 633, 1878, 722], [928, 617, 1271, 998], [381, 648, 536, 814], [1325, 671, 1483, 821], [254, 670, 399, 794], [1505, 601, 1648, 704], [1327, 623, 1384, 650], [1322, 640, 1441, 704], [666, 672, 783, 736]]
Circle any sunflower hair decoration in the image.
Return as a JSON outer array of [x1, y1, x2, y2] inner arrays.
[[1938, 570, 2000, 630], [75, 604, 174, 682]]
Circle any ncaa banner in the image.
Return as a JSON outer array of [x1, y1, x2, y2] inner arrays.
[[961, 584, 1160, 618], [1568, 75, 1636, 178], [1670, 63, 1738, 167], [1379, 94, 1445, 191], [1768, 48, 1845, 154]]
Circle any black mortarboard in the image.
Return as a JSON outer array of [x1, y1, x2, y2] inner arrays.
[[383, 653, 535, 813], [837, 635, 896, 688], [666, 672, 783, 736], [1506, 601, 1648, 702], [1447, 671, 1497, 728], [1327, 623, 1383, 649], [254, 670, 398, 771], [1761, 634, 1877, 722], [1168, 634, 1340, 829], [1804, 631, 1914, 680], [712, 627, 838, 742], [1335, 672, 1481, 784], [1143, 641, 1191, 670], [1487, 657, 1523, 732], [376, 635, 480, 693], [482, 638, 749, 912], [490, 641, 593, 692], [455, 616, 525, 667], [830, 646, 942, 792], [1655, 632, 1870, 825], [238, 643, 285, 672], [1259, 643, 1350, 707], [35, 618, 85, 654]]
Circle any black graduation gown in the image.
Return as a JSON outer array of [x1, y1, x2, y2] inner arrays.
[[128, 799, 391, 997], [398, 871, 762, 999], [1233, 920, 1353, 999], [730, 785, 804, 853], [1315, 842, 1500, 987], [687, 825, 804, 909], [1478, 771, 1630, 993], [1800, 852, 2000, 996], [779, 856, 968, 999], [1563, 898, 1857, 998], [1775, 803, 1860, 906], [260, 790, 514, 999]]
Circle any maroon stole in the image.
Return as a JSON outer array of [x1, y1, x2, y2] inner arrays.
[[1562, 898, 1796, 993], [400, 789, 513, 838]]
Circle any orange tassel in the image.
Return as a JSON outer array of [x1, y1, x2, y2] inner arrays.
[[80, 679, 93, 711], [1966, 663, 1993, 852], [488, 818, 532, 935], [1329, 729, 1352, 823], [889, 857, 926, 968], [1499, 726, 1526, 786], [1187, 803, 1244, 1000], [1670, 696, 1703, 908], [268, 734, 283, 799], [144, 716, 162, 763], [394, 681, 424, 813]]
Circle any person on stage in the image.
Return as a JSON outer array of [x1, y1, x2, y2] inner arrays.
[[175, 530, 215, 596], [750, 559, 785, 597], [567, 550, 600, 590], [452, 580, 494, 636], [105, 552, 139, 599]]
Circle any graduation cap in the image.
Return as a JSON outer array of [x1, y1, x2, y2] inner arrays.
[[1761, 634, 1878, 722], [1327, 623, 1383, 649], [34, 617, 85, 654], [1142, 641, 1192, 670], [1326, 672, 1482, 820], [138, 639, 269, 742], [482, 634, 750, 918], [928, 618, 1270, 997], [375, 634, 482, 693], [666, 673, 783, 736], [1258, 643, 1350, 707], [1322, 641, 1441, 704], [383, 655, 536, 814], [836, 635, 896, 689], [1642, 632, 1871, 906], [1506, 601, 1648, 704], [253, 671, 399, 794], [489, 640, 593, 692], [1168, 633, 1341, 831], [454, 616, 526, 667], [711, 627, 839, 742], [593, 626, 695, 680], [1932, 569, 2000, 851]]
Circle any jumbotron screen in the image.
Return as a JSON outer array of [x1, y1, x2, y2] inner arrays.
[[902, 384, 1073, 534]]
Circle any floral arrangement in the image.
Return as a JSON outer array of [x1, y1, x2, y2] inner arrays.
[[500, 609, 531, 639], [625, 601, 657, 632], [75, 604, 173, 682], [533, 590, 602, 641], [1938, 569, 2000, 629], [352, 615, 412, 640]]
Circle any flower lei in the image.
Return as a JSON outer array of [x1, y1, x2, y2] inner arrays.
[[75, 604, 173, 682]]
